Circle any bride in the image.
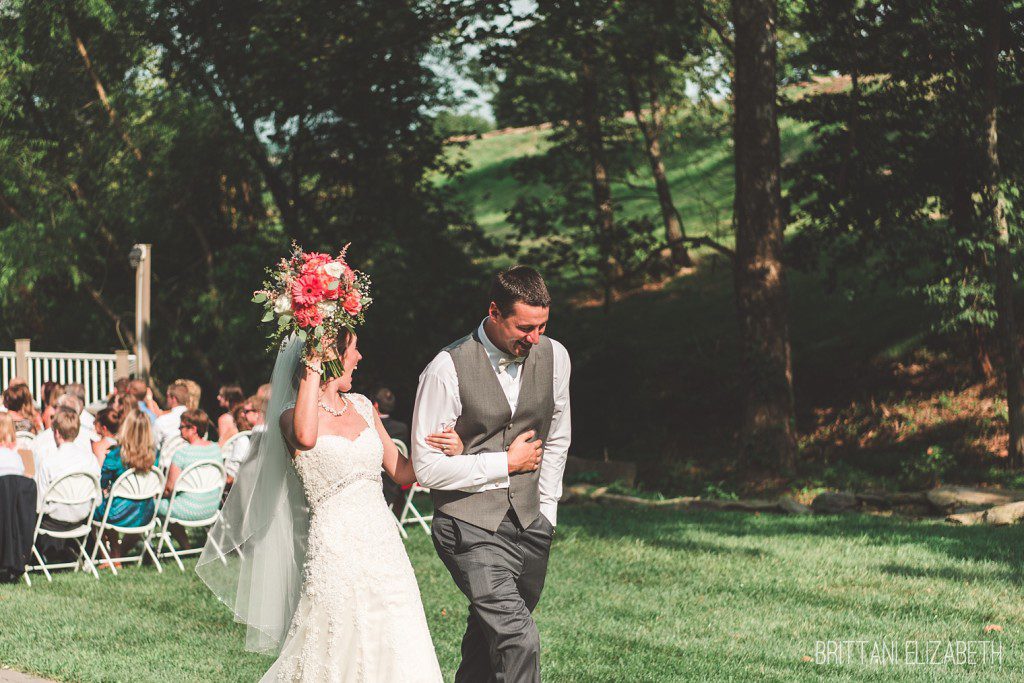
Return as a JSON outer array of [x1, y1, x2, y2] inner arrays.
[[198, 330, 444, 682]]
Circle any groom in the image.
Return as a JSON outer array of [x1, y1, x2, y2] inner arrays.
[[412, 266, 571, 682]]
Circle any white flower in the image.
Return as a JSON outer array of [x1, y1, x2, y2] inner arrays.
[[274, 294, 292, 314], [318, 301, 338, 317], [324, 262, 344, 278]]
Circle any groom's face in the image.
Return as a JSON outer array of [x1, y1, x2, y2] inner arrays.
[[489, 301, 549, 357]]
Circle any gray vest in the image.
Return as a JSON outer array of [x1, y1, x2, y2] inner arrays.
[[431, 330, 555, 532]]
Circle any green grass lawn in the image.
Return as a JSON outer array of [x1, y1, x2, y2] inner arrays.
[[3, 507, 1023, 681]]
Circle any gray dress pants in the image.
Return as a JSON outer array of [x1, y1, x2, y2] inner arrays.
[[432, 508, 554, 683]]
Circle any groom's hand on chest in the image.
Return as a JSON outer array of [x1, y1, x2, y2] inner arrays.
[[506, 430, 543, 474]]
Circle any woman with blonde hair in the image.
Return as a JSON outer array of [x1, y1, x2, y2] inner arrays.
[[93, 409, 158, 562], [175, 379, 201, 411]]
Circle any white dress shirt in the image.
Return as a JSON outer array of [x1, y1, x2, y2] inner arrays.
[[154, 405, 187, 449], [0, 446, 25, 477], [35, 441, 100, 521], [31, 426, 97, 476], [412, 319, 572, 525], [79, 408, 95, 433]]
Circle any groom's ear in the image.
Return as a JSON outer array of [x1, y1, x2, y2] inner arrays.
[[487, 301, 502, 321]]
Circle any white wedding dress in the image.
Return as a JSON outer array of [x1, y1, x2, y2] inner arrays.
[[262, 394, 443, 682]]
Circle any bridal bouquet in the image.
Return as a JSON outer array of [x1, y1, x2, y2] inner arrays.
[[252, 242, 372, 378]]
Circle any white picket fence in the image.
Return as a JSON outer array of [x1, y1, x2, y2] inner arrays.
[[0, 349, 137, 406]]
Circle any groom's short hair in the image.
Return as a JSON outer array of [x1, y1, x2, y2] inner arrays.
[[490, 266, 551, 316]]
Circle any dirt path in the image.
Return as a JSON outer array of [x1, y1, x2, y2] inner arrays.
[[0, 669, 54, 683]]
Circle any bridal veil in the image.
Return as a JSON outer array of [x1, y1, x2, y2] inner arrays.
[[196, 336, 309, 655]]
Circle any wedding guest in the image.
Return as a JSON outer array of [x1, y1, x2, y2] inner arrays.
[[34, 408, 99, 531], [39, 378, 62, 428], [373, 387, 410, 445], [154, 383, 190, 449], [0, 414, 26, 477], [158, 409, 223, 548], [257, 383, 272, 404], [373, 387, 409, 514], [3, 383, 39, 434], [64, 384, 94, 435], [224, 395, 265, 486], [216, 384, 245, 445], [128, 379, 157, 424], [93, 410, 158, 562], [31, 395, 96, 474], [91, 407, 119, 464], [86, 377, 129, 415], [175, 379, 202, 411]]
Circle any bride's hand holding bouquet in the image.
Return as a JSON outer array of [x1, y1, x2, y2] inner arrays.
[[252, 243, 372, 379]]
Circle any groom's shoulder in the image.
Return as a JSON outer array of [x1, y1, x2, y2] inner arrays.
[[442, 333, 474, 354], [544, 335, 570, 362], [420, 346, 458, 381]]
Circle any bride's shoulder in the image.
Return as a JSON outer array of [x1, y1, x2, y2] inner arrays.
[[347, 393, 373, 410]]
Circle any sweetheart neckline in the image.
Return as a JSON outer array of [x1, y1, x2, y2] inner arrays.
[[316, 426, 374, 444]]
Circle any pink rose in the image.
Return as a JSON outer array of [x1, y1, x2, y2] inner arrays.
[[291, 272, 325, 307], [343, 291, 362, 315], [293, 305, 323, 329], [302, 252, 332, 269]]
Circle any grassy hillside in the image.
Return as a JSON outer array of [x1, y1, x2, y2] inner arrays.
[[448, 117, 814, 245], [441, 119, 1004, 497]]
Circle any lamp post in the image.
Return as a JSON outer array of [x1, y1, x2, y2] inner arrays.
[[129, 244, 151, 381]]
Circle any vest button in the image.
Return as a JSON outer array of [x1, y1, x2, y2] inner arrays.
[[510, 491, 515, 499]]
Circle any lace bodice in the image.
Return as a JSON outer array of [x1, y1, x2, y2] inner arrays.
[[286, 393, 384, 510]]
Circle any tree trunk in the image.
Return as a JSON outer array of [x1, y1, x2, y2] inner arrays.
[[578, 44, 620, 311], [731, 0, 797, 472], [621, 69, 693, 268], [983, 0, 1024, 467]]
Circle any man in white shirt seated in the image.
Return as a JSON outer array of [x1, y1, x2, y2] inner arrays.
[[35, 407, 100, 531], [31, 394, 96, 474], [154, 383, 190, 450]]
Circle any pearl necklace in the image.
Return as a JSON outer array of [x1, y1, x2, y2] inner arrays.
[[318, 393, 349, 417]]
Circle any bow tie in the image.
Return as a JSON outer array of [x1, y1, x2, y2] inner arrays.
[[497, 356, 525, 373]]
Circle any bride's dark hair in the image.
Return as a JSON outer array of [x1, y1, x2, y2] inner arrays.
[[290, 327, 354, 390]]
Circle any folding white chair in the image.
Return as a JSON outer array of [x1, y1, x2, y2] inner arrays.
[[15, 430, 34, 450], [221, 430, 253, 481], [23, 471, 101, 586], [220, 429, 252, 457], [396, 439, 433, 535], [155, 460, 226, 571], [90, 466, 165, 575], [158, 434, 186, 475]]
